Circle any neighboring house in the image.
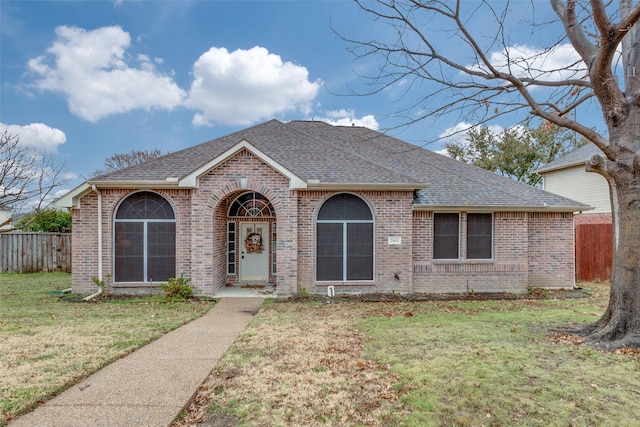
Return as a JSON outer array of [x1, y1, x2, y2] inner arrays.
[[536, 144, 611, 215], [56, 120, 589, 297], [536, 144, 613, 281]]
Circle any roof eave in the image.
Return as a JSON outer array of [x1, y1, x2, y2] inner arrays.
[[535, 160, 587, 174], [412, 204, 594, 213], [53, 183, 93, 209], [304, 182, 429, 191], [86, 179, 184, 189]]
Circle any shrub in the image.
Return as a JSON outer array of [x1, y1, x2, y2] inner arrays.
[[15, 208, 72, 233], [162, 275, 193, 300]]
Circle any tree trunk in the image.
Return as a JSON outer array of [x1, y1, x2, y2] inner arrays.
[[581, 136, 640, 348]]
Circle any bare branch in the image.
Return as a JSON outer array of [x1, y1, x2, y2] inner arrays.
[[0, 129, 69, 212]]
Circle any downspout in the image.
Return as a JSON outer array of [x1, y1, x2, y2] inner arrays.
[[84, 184, 103, 301]]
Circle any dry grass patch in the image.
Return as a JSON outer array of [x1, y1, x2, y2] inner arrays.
[[0, 273, 214, 424], [177, 283, 640, 427], [176, 300, 405, 426]]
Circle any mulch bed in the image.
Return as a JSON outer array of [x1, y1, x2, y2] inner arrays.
[[284, 287, 591, 303]]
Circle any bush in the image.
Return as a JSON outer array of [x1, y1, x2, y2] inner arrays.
[[161, 275, 193, 300], [15, 208, 72, 233]]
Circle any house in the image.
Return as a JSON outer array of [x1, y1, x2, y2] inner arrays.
[[536, 144, 613, 281], [536, 144, 610, 216], [55, 119, 590, 297]]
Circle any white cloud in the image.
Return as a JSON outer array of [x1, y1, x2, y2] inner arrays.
[[316, 109, 379, 130], [28, 25, 185, 122], [472, 43, 586, 82], [1, 122, 66, 152], [185, 46, 322, 127]]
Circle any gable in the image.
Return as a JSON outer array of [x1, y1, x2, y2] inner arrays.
[[179, 139, 306, 189]]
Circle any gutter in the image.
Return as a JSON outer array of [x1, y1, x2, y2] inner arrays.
[[84, 185, 103, 301], [86, 178, 185, 189], [304, 181, 429, 191], [412, 204, 594, 213]]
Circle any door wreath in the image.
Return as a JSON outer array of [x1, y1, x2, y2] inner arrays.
[[245, 232, 263, 254]]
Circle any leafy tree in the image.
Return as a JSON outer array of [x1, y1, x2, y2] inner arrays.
[[349, 0, 640, 348], [0, 129, 69, 230], [446, 122, 586, 186], [91, 149, 165, 177], [15, 208, 72, 233]]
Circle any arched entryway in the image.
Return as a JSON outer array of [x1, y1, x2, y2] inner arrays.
[[224, 191, 276, 285]]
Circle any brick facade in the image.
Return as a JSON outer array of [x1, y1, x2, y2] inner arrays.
[[70, 155, 576, 296], [297, 190, 414, 295]]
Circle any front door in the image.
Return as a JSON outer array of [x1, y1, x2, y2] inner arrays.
[[240, 222, 269, 282]]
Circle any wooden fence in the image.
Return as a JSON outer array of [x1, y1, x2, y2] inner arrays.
[[0, 232, 71, 273], [575, 223, 613, 282]]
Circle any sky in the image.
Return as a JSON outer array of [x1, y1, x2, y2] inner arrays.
[[1, 1, 606, 204]]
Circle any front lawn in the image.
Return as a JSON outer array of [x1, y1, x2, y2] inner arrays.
[[177, 282, 640, 426], [0, 273, 214, 424]]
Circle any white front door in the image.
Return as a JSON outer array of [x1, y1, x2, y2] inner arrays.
[[240, 222, 269, 282]]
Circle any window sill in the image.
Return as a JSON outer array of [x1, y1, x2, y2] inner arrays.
[[111, 282, 163, 288]]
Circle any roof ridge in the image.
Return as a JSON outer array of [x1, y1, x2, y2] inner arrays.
[[284, 121, 421, 183]]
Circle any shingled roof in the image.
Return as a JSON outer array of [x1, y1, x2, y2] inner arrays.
[[60, 119, 590, 212], [535, 143, 603, 174]]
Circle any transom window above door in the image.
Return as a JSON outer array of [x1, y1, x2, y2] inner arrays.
[[228, 191, 274, 218]]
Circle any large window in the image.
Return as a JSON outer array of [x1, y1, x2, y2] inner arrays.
[[114, 192, 175, 282], [433, 212, 493, 260], [316, 194, 373, 281]]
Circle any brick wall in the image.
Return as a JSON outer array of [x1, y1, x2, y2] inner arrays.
[[189, 149, 297, 296], [412, 211, 530, 293], [527, 212, 575, 288], [71, 188, 192, 295], [71, 156, 576, 296], [297, 190, 414, 295]]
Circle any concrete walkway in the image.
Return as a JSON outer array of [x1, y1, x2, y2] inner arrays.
[[11, 297, 265, 427]]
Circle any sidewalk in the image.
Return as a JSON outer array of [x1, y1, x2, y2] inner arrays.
[[10, 297, 265, 427]]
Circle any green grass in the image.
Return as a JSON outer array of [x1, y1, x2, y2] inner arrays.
[[181, 283, 640, 427], [358, 294, 640, 426], [0, 272, 214, 424]]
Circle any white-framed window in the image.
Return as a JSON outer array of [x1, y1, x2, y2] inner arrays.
[[227, 222, 236, 274], [271, 222, 277, 275]]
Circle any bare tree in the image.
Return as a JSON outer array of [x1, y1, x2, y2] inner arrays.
[[348, 0, 640, 348], [0, 129, 69, 230], [90, 149, 165, 178]]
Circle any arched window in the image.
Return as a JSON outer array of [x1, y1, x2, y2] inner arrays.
[[316, 194, 373, 281], [228, 191, 275, 218], [114, 192, 176, 282]]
